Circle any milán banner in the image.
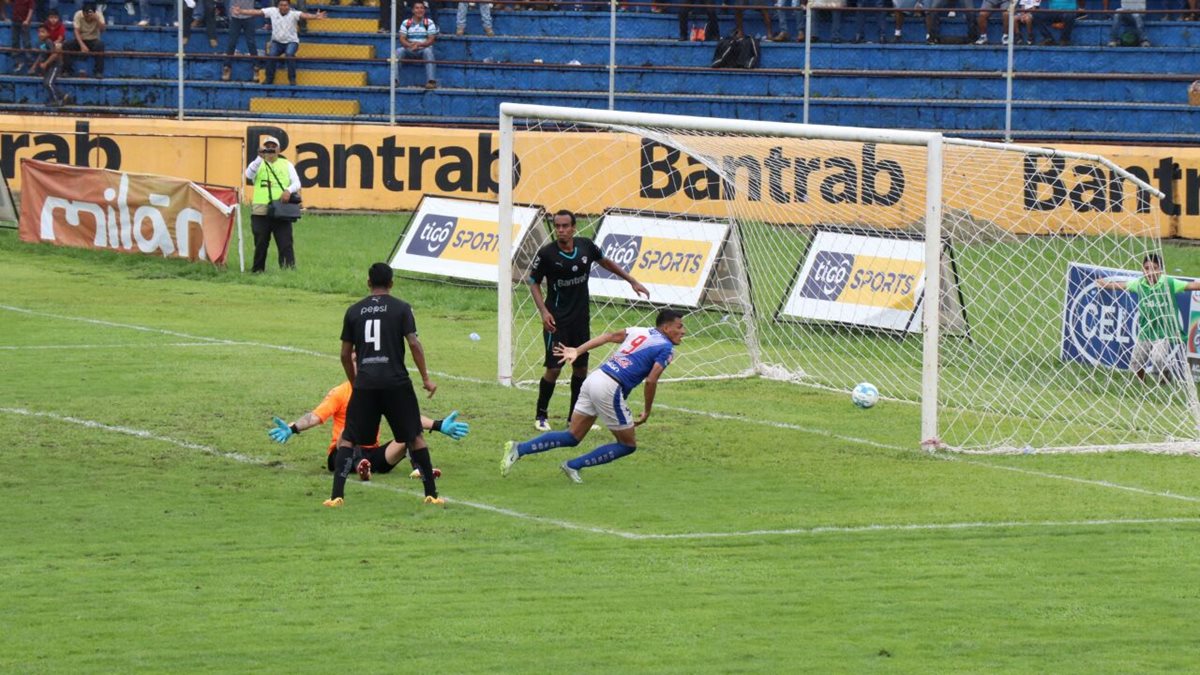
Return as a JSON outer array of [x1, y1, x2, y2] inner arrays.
[[19, 159, 237, 264]]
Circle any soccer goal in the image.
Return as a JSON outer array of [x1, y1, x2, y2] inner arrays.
[[496, 103, 1200, 455]]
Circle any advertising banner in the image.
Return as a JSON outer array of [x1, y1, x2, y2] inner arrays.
[[3, 115, 1199, 237], [1061, 262, 1198, 370], [1061, 263, 1140, 370], [779, 230, 926, 332], [388, 195, 543, 283], [0, 169, 14, 228], [18, 159, 237, 264], [589, 212, 729, 308]]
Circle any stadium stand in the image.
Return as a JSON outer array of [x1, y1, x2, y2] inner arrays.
[[1, 1, 1198, 141]]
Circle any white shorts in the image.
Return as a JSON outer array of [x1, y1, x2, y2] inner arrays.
[[1129, 338, 1182, 375], [573, 370, 634, 431]]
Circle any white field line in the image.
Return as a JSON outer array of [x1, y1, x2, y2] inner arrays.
[[4, 405, 1200, 541], [0, 342, 228, 351], [5, 303, 1200, 506]]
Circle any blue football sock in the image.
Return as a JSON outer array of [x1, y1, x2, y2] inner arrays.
[[517, 430, 579, 456], [566, 443, 636, 471]]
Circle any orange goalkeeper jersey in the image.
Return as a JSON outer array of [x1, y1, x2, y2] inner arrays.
[[312, 382, 380, 453]]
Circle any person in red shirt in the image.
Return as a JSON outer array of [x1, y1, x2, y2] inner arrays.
[[10, 0, 35, 72], [267, 380, 468, 481], [43, 9, 67, 46]]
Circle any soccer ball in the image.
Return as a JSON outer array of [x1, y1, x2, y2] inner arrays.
[[851, 382, 879, 409]]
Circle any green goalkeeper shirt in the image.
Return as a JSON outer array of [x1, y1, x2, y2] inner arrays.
[[1125, 275, 1188, 342]]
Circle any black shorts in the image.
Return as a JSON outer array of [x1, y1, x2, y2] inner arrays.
[[342, 384, 423, 448], [325, 443, 401, 473], [543, 320, 590, 369]]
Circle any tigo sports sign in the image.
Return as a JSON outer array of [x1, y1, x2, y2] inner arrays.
[[779, 229, 925, 332], [389, 196, 542, 283], [589, 211, 730, 308]]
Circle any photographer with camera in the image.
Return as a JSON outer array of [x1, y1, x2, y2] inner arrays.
[[244, 135, 302, 273]]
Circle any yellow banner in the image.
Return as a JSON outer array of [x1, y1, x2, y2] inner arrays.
[[436, 218, 521, 265], [629, 235, 711, 287], [835, 255, 923, 310], [2, 115, 1198, 238]]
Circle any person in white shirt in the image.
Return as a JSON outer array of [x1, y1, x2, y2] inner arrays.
[[233, 0, 327, 85], [398, 0, 439, 89]]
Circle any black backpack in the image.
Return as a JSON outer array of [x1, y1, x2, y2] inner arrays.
[[711, 33, 760, 69]]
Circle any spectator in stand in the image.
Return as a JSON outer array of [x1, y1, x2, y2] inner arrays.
[[43, 9, 67, 45], [681, 0, 715, 40], [852, 0, 886, 42], [398, 0, 439, 90], [1013, 0, 1038, 43], [926, 0, 977, 43], [63, 2, 105, 78], [1033, 0, 1075, 43], [131, 0, 153, 26], [233, 0, 327, 85], [728, 0, 772, 38], [1108, 0, 1149, 46], [183, 0, 219, 48], [377, 0, 390, 32], [974, 0, 1009, 43], [10, 0, 34, 73], [681, 0, 720, 41], [222, 0, 261, 81], [30, 25, 72, 105], [456, 1, 495, 35], [809, 0, 844, 41], [889, 0, 920, 42], [770, 0, 798, 41]]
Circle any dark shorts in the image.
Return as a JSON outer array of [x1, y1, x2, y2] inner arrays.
[[343, 384, 423, 448], [326, 443, 401, 473], [543, 320, 590, 369]]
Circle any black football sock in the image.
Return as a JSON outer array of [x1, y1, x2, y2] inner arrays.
[[569, 374, 585, 421], [409, 446, 437, 498], [330, 445, 355, 499], [536, 377, 555, 419]]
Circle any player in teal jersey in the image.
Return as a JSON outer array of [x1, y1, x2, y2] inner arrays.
[[1096, 253, 1200, 383]]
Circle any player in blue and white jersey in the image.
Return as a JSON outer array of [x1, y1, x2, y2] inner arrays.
[[500, 309, 686, 483]]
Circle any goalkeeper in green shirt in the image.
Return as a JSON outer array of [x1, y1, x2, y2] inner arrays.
[[1096, 253, 1200, 383]]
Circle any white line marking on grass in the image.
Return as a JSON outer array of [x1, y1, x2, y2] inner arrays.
[[0, 304, 485, 383], [657, 404, 903, 451], [944, 457, 1200, 503], [0, 406, 634, 538], [5, 304, 1199, 505], [4, 405, 1199, 541], [0, 342, 229, 351], [624, 517, 1200, 540]]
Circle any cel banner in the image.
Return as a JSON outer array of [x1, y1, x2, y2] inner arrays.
[[779, 229, 926, 332], [388, 195, 543, 283], [589, 212, 730, 307], [1060, 262, 1198, 370], [18, 159, 237, 263]]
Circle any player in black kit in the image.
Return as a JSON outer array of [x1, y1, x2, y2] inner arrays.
[[527, 209, 649, 431], [325, 263, 442, 507]]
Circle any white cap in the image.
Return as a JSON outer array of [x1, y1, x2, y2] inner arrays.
[[260, 135, 281, 150]]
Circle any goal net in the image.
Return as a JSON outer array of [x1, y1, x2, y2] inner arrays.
[[497, 104, 1200, 454]]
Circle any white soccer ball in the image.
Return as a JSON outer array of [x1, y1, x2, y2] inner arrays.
[[851, 382, 879, 409]]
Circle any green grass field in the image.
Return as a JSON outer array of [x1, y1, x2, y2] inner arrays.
[[3, 216, 1200, 672]]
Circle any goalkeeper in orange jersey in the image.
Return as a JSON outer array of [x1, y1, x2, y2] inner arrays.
[[266, 379, 468, 481]]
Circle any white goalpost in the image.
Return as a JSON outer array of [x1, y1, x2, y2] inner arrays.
[[497, 103, 1200, 455]]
